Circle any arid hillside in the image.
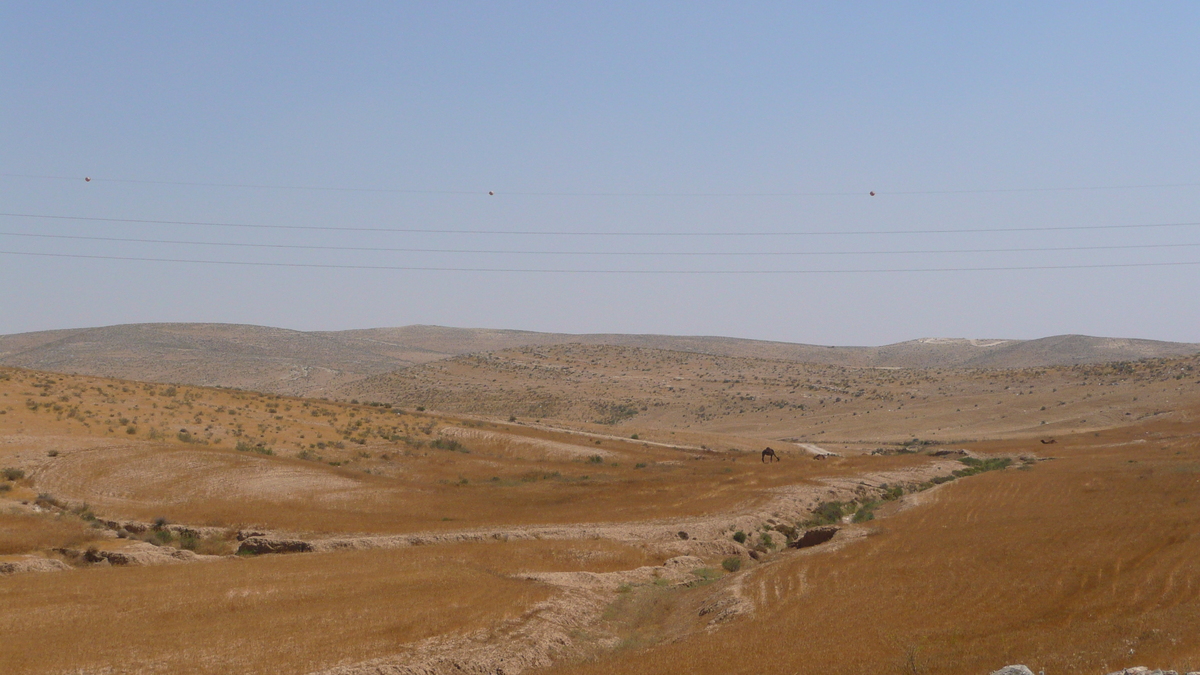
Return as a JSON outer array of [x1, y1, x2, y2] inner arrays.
[[342, 343, 1200, 446], [2, 323, 1196, 399], [2, 363, 1199, 674]]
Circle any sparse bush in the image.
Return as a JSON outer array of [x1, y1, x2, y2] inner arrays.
[[806, 501, 848, 526], [955, 456, 1013, 476], [721, 556, 742, 573], [236, 440, 274, 455], [152, 516, 169, 529], [2, 467, 25, 481], [588, 454, 604, 464], [429, 438, 468, 453], [760, 533, 775, 549], [36, 493, 65, 509], [732, 530, 747, 544], [635, 462, 647, 469], [853, 501, 880, 523], [0, 483, 10, 493]]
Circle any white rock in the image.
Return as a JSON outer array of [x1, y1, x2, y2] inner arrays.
[[991, 666, 1035, 675]]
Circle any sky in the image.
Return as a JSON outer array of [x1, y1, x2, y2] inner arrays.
[[2, 2, 1198, 345]]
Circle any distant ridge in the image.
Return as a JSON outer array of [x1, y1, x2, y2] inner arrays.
[[1, 323, 1196, 396]]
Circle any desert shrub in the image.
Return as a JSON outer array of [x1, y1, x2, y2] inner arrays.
[[760, 533, 775, 549], [35, 493, 65, 509], [178, 533, 200, 551], [592, 402, 639, 425], [0, 483, 10, 493], [152, 516, 169, 529], [2, 467, 25, 481], [881, 484, 905, 501], [853, 500, 881, 523], [430, 438, 468, 453], [151, 530, 174, 545], [721, 556, 742, 573], [194, 533, 236, 555], [732, 530, 747, 544], [235, 440, 273, 455], [71, 503, 96, 522], [635, 462, 647, 469], [297, 449, 320, 461], [806, 501, 848, 526], [954, 456, 1013, 477], [588, 454, 604, 464]]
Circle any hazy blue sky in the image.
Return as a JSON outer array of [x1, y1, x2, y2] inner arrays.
[[2, 3, 1198, 345]]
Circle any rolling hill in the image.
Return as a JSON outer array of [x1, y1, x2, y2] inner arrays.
[[1, 323, 1195, 400]]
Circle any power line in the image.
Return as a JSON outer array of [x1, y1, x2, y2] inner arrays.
[[4, 172, 1200, 197], [2, 249, 1197, 274], [2, 230, 1198, 257], [3, 211, 1200, 237]]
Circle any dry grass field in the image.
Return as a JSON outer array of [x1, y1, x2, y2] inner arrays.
[[2, 346, 1199, 675], [0, 367, 935, 541], [551, 413, 1200, 675]]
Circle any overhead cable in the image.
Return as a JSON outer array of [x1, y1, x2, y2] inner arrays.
[[4, 172, 1200, 197], [3, 212, 1200, 237], [2, 250, 1198, 274], [1, 230, 1198, 257]]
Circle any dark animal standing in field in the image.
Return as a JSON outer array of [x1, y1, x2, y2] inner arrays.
[[1040, 439, 1057, 445], [762, 447, 780, 463]]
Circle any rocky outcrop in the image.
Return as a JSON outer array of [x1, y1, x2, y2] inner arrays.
[[55, 542, 219, 567], [236, 537, 314, 555], [0, 556, 71, 575], [1105, 668, 1200, 675], [988, 662, 1195, 667]]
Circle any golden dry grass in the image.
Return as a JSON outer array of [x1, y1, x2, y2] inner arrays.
[[0, 511, 98, 555], [0, 366, 932, 536], [5, 362, 1200, 675], [0, 538, 662, 675], [549, 412, 1200, 675]]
